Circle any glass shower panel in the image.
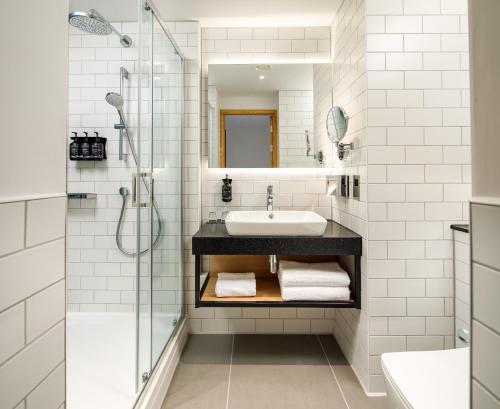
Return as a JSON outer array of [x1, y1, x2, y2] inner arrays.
[[136, 2, 153, 393], [150, 15, 183, 365]]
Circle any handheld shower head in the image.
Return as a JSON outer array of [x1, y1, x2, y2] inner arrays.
[[119, 187, 129, 197], [105, 92, 124, 111]]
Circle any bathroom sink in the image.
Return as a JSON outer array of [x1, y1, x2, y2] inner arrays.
[[225, 211, 327, 236]]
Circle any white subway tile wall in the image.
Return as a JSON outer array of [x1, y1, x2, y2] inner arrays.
[[453, 228, 470, 348], [67, 22, 190, 313], [278, 90, 316, 168], [329, 0, 370, 391], [67, 22, 141, 312], [363, 0, 471, 393], [0, 198, 66, 409]]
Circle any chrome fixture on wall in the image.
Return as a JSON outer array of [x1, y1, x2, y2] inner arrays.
[[326, 106, 353, 160], [107, 93, 163, 256], [267, 185, 274, 213], [118, 67, 129, 160], [305, 129, 325, 165], [116, 186, 162, 257], [68, 9, 133, 47], [326, 175, 350, 197]]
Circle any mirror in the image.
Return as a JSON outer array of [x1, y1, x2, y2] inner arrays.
[[326, 105, 352, 161], [326, 106, 349, 143], [208, 63, 333, 168]]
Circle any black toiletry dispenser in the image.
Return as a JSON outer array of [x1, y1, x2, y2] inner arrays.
[[222, 174, 232, 202], [69, 132, 80, 159], [80, 132, 91, 159], [69, 131, 107, 161], [91, 132, 104, 160]]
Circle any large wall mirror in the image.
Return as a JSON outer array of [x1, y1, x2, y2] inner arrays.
[[208, 63, 333, 168]]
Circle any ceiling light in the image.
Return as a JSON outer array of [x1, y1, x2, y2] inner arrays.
[[255, 64, 272, 72], [259, 75, 265, 80]]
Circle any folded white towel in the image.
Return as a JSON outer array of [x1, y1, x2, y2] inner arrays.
[[215, 273, 256, 297], [218, 272, 255, 280], [278, 261, 350, 287], [280, 285, 350, 301]]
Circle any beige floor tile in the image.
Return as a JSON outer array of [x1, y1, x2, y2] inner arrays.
[[161, 335, 233, 409], [228, 364, 349, 409], [318, 336, 388, 409], [233, 334, 327, 365]]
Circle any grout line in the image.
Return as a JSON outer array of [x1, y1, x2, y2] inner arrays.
[[23, 200, 28, 249], [225, 334, 235, 409], [317, 335, 351, 409]]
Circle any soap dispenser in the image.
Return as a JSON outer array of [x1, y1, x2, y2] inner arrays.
[[81, 132, 90, 159], [69, 132, 79, 159], [91, 131, 104, 160], [222, 174, 232, 202]]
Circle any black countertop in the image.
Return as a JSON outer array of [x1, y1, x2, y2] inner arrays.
[[450, 224, 469, 233], [192, 220, 362, 256]]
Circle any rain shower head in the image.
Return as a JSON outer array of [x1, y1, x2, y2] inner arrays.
[[105, 92, 124, 111], [68, 9, 133, 48]]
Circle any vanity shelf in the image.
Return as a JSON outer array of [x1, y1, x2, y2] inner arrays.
[[192, 221, 362, 308]]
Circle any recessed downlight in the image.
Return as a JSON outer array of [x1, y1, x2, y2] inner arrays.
[[259, 75, 265, 80], [255, 64, 272, 72]]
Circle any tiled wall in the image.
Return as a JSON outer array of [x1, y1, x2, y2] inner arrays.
[[67, 22, 140, 312], [469, 0, 500, 406], [453, 228, 470, 348], [67, 22, 195, 313], [313, 63, 334, 166], [328, 0, 370, 391], [278, 90, 316, 168], [471, 204, 500, 408], [0, 197, 66, 409], [363, 0, 471, 393]]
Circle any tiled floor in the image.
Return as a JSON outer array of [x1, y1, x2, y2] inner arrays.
[[162, 335, 387, 409]]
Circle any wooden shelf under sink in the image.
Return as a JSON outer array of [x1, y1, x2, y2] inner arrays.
[[200, 275, 356, 306], [201, 276, 282, 302]]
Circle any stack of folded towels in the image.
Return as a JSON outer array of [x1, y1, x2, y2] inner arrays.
[[278, 261, 351, 301], [215, 272, 256, 297]]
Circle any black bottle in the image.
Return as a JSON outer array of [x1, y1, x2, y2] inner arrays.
[[69, 132, 80, 159], [91, 132, 104, 160], [81, 132, 90, 159], [222, 174, 232, 202]]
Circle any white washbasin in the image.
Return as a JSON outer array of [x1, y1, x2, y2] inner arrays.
[[225, 211, 327, 236]]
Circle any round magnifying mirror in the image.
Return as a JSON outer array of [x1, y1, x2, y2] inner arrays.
[[326, 106, 349, 144]]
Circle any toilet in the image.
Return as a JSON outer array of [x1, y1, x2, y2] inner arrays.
[[381, 348, 469, 409]]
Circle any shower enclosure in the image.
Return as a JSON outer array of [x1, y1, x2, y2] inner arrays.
[[66, 1, 184, 408]]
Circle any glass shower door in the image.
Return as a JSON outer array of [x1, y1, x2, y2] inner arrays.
[[136, 4, 183, 394], [136, 2, 153, 393], [150, 12, 183, 367]]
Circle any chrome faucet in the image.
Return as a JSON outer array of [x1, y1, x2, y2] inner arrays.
[[267, 185, 274, 212]]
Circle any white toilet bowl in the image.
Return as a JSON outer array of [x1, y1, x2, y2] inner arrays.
[[381, 348, 469, 409]]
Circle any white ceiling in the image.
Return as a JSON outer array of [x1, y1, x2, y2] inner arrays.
[[156, 0, 339, 27], [69, 0, 340, 26], [209, 64, 315, 96], [69, 0, 137, 21]]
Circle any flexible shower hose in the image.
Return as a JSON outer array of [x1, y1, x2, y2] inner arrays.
[[116, 187, 162, 256]]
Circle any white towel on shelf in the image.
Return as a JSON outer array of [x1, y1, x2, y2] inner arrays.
[[278, 261, 351, 287], [215, 273, 256, 297], [218, 272, 255, 280], [280, 285, 350, 301]]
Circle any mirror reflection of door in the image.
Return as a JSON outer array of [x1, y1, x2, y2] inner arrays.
[[220, 110, 278, 168]]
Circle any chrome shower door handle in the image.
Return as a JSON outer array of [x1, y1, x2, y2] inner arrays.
[[132, 172, 153, 208]]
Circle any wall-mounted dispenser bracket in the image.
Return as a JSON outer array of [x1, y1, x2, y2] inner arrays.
[[336, 141, 353, 160], [326, 175, 350, 197]]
